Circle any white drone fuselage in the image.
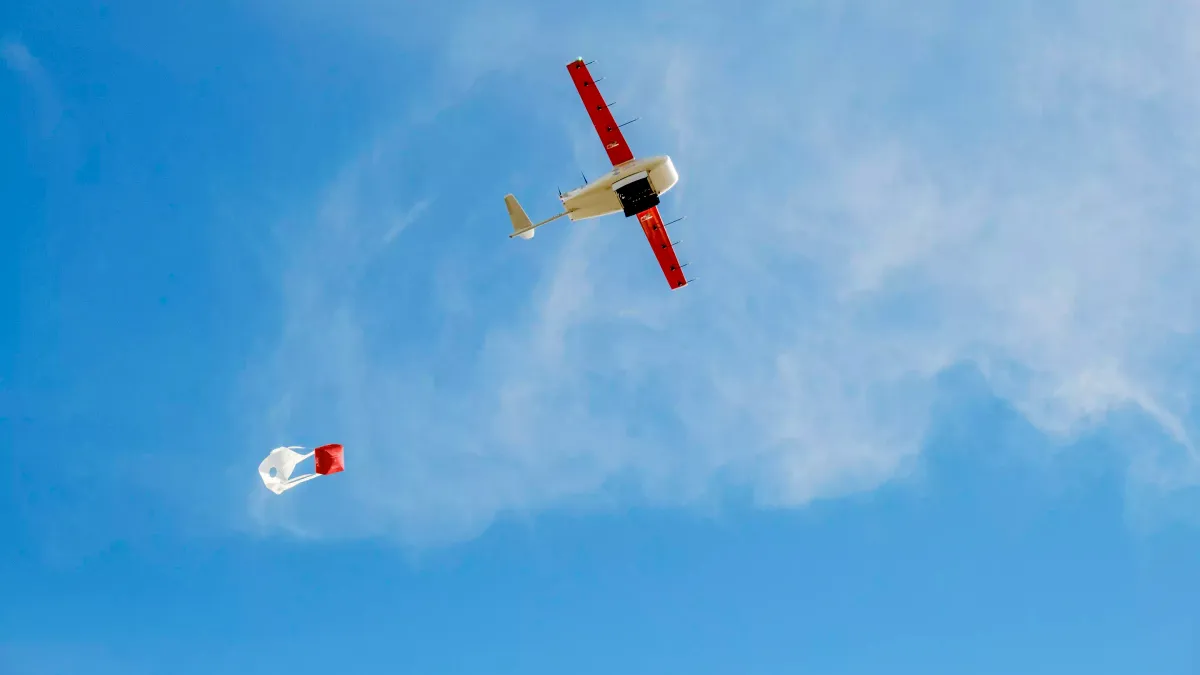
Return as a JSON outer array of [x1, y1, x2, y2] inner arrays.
[[559, 154, 679, 221], [505, 155, 678, 240]]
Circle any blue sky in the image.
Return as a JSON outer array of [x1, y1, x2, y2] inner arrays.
[[4, 0, 1199, 672]]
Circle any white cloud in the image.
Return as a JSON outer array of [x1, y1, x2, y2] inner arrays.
[[1, 38, 35, 72], [2, 36, 62, 135], [0, 642, 144, 675], [239, 0, 1200, 545], [382, 197, 431, 244]]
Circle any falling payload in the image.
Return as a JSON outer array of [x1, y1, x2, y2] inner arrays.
[[258, 443, 345, 495]]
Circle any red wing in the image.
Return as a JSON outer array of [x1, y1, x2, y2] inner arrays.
[[636, 207, 688, 290], [567, 59, 635, 167]]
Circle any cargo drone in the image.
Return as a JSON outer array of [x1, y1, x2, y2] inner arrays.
[[505, 57, 691, 290]]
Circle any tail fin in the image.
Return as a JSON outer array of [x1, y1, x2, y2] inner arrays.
[[505, 194, 535, 239]]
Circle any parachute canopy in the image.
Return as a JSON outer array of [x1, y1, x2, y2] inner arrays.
[[259, 443, 344, 495]]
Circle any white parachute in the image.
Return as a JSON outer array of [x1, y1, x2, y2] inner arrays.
[[258, 443, 344, 495]]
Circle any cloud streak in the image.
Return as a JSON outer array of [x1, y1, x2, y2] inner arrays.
[[2, 36, 62, 136], [239, 0, 1200, 545]]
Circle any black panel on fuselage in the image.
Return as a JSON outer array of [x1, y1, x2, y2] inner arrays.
[[615, 176, 660, 217]]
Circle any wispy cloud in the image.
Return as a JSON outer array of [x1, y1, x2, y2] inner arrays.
[[0, 641, 145, 675], [382, 197, 431, 244], [239, 0, 1200, 545], [2, 35, 62, 136], [1, 37, 36, 73]]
